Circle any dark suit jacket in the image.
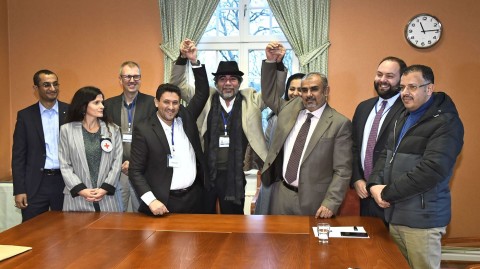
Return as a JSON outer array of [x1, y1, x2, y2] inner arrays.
[[12, 101, 69, 198], [104, 91, 156, 131], [351, 96, 403, 217], [260, 61, 353, 215], [129, 66, 209, 214], [351, 96, 404, 183]]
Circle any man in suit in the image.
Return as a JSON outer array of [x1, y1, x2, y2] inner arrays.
[[129, 48, 209, 216], [169, 39, 277, 214], [12, 69, 69, 222], [368, 65, 463, 268], [104, 61, 156, 212], [351, 57, 406, 219], [261, 42, 352, 217]]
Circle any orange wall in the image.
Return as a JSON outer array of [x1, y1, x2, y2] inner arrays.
[[4, 0, 479, 238], [329, 0, 480, 238], [0, 0, 10, 179]]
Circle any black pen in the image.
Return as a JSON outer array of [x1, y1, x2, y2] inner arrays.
[[353, 226, 358, 231]]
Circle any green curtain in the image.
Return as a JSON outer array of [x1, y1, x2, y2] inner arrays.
[[158, 0, 220, 82], [267, 0, 331, 74]]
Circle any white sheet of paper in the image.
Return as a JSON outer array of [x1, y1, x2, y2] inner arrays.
[[312, 226, 370, 238], [0, 245, 32, 261]]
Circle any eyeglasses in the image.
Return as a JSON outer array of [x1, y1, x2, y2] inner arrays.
[[399, 82, 431, 92], [40, 82, 60, 88], [120, 75, 141, 81]]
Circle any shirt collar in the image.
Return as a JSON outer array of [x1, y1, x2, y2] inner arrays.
[[39, 100, 59, 114], [219, 97, 235, 113]]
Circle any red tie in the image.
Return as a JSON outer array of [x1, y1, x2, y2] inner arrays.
[[363, 101, 387, 180], [285, 113, 314, 184]]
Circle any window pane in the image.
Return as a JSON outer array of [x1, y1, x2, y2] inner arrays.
[[204, 0, 240, 37], [248, 49, 294, 92], [197, 50, 239, 84]]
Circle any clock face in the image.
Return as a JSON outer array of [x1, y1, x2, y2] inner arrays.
[[405, 14, 442, 48]]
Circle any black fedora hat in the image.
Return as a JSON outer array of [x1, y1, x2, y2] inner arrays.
[[212, 61, 244, 77]]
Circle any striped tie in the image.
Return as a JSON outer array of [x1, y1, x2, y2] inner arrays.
[[285, 113, 314, 184], [363, 101, 387, 180]]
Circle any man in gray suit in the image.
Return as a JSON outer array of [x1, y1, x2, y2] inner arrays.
[[261, 42, 352, 217], [104, 61, 156, 212]]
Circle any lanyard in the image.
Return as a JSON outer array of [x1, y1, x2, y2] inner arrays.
[[124, 96, 137, 132], [220, 111, 231, 136], [171, 119, 175, 152]]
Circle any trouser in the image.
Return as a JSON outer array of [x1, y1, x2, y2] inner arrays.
[[22, 173, 64, 222], [204, 170, 245, 214], [389, 224, 446, 269]]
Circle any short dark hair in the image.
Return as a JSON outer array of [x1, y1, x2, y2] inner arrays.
[[379, 56, 407, 76], [402, 65, 435, 84], [213, 75, 243, 85], [66, 86, 112, 125], [284, 73, 305, 100], [33, 69, 57, 86], [156, 83, 182, 100]]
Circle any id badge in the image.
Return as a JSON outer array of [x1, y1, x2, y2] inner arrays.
[[219, 135, 230, 148], [167, 154, 180, 168], [122, 133, 132, 143]]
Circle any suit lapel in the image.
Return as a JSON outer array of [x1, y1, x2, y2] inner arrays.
[[273, 100, 303, 153], [150, 116, 171, 155], [72, 122, 90, 178], [378, 97, 403, 138], [302, 105, 333, 162], [32, 103, 46, 144]]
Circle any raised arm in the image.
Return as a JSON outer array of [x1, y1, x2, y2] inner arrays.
[[261, 42, 288, 115], [169, 38, 198, 103]]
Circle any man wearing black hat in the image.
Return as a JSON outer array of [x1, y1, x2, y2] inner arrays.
[[170, 39, 280, 214]]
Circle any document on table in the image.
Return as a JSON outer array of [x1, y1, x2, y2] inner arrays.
[[312, 226, 370, 238], [0, 245, 32, 261]]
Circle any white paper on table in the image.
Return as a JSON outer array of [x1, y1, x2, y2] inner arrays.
[[0, 245, 32, 261], [312, 226, 370, 238]]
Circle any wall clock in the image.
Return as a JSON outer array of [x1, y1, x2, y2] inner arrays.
[[405, 14, 442, 48]]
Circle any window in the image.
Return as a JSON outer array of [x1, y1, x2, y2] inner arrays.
[[196, 0, 299, 91], [191, 0, 299, 129]]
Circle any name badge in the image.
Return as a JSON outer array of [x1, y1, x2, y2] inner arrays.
[[122, 133, 132, 143], [167, 154, 179, 168], [100, 139, 113, 153], [219, 136, 230, 148]]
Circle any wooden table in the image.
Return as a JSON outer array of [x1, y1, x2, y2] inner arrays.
[[0, 212, 409, 268]]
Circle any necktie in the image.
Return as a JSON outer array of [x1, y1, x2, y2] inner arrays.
[[363, 101, 387, 180], [285, 113, 314, 184]]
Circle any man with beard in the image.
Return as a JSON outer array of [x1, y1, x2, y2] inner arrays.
[[170, 39, 275, 214], [104, 61, 156, 211], [12, 69, 69, 221], [261, 42, 352, 217], [368, 65, 463, 268], [350, 57, 406, 220]]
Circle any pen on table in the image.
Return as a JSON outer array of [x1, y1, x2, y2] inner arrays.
[[353, 226, 358, 231]]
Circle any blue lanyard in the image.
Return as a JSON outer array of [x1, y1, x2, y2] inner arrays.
[[171, 119, 175, 152], [124, 96, 137, 131], [220, 111, 231, 136]]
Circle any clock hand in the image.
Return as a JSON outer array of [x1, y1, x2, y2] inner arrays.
[[419, 22, 426, 34], [424, 29, 439, 32]]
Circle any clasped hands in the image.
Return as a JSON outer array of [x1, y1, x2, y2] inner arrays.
[[78, 188, 107, 202], [180, 38, 198, 63], [265, 41, 286, 63]]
